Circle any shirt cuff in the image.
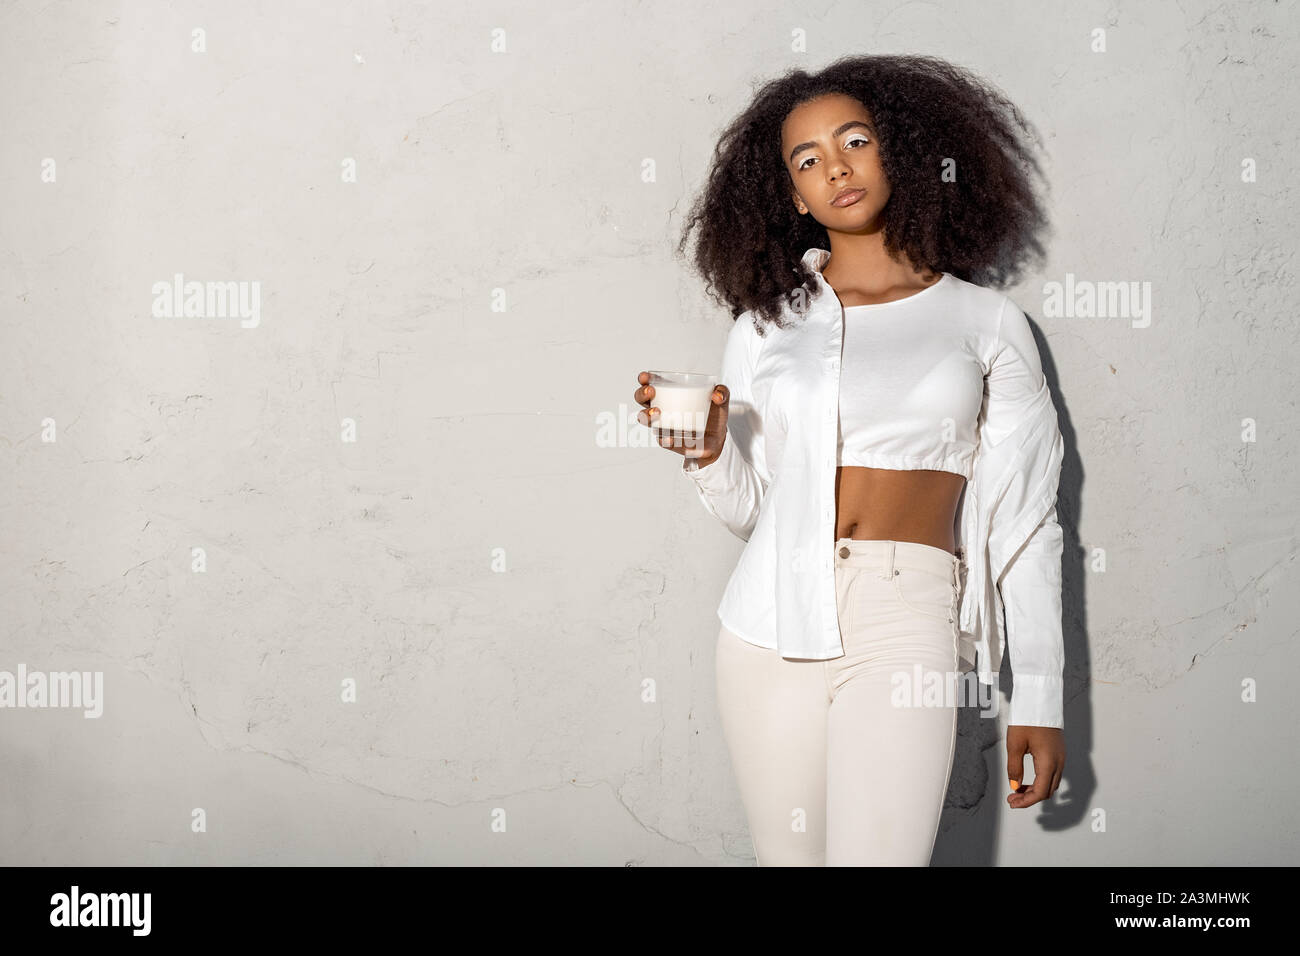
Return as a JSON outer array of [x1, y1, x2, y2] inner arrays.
[[1007, 673, 1064, 729], [681, 437, 741, 493]]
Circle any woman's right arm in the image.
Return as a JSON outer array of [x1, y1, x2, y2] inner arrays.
[[678, 312, 771, 542]]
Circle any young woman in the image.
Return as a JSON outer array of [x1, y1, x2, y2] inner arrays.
[[634, 54, 1066, 866]]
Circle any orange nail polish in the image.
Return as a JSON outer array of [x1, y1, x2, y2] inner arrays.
[[1009, 778, 1019, 791]]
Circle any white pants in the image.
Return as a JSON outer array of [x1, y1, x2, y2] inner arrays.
[[715, 538, 962, 866]]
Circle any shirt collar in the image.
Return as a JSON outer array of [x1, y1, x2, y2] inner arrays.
[[801, 247, 832, 273]]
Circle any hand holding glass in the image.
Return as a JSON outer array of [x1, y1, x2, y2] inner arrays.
[[634, 370, 728, 465]]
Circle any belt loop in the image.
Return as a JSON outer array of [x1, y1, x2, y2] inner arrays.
[[883, 540, 895, 579]]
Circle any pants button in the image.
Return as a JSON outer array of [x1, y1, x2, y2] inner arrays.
[[838, 546, 850, 558]]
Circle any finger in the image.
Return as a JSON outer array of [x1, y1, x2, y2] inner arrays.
[[1049, 758, 1064, 797], [1006, 745, 1026, 798], [636, 405, 660, 427], [1011, 754, 1061, 808], [634, 382, 656, 407], [713, 386, 729, 430], [657, 429, 690, 455], [1013, 771, 1052, 808]]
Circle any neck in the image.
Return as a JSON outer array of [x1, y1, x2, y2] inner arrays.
[[820, 233, 932, 290]]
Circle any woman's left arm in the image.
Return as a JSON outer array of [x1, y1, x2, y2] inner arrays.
[[1000, 506, 1066, 729], [984, 295, 1067, 807], [1001, 507, 1066, 809]]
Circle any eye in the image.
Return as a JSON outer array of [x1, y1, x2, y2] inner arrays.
[[796, 134, 871, 170]]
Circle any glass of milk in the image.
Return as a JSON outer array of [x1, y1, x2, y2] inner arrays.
[[645, 371, 718, 449]]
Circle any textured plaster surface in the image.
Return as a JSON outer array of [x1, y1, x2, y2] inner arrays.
[[1, 1, 1297, 864]]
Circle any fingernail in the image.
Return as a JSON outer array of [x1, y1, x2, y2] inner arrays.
[[1009, 778, 1019, 791]]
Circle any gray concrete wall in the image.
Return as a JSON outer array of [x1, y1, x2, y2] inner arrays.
[[1, 0, 1296, 865]]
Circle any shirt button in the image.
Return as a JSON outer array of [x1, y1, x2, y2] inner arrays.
[[838, 546, 850, 558]]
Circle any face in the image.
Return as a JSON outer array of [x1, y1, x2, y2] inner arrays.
[[780, 93, 890, 230]]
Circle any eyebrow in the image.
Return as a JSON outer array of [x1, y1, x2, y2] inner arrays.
[[788, 120, 874, 164]]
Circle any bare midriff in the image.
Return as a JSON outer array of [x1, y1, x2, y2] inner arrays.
[[834, 466, 965, 555]]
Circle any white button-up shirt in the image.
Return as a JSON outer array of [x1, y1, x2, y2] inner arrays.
[[682, 247, 1065, 728]]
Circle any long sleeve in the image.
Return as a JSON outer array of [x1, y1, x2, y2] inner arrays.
[[681, 311, 771, 541], [987, 296, 1066, 728], [999, 506, 1065, 727]]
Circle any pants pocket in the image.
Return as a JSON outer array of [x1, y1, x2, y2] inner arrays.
[[890, 567, 958, 625], [836, 566, 861, 638]]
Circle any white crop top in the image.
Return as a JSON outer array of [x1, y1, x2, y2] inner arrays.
[[836, 272, 1042, 480]]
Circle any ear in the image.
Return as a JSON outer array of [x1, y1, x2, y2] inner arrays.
[[790, 188, 807, 215]]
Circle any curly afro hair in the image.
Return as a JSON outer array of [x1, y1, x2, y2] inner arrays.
[[676, 53, 1051, 334]]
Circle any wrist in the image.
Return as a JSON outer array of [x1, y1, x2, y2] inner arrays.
[[684, 445, 723, 471]]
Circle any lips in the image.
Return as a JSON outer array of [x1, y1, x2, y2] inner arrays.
[[831, 188, 865, 207]]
